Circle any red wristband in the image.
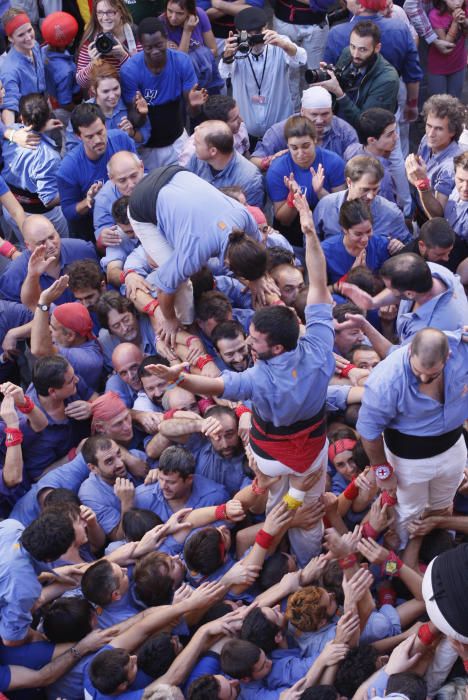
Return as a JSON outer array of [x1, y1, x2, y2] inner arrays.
[[260, 156, 272, 172], [406, 98, 418, 107], [255, 529, 274, 549], [415, 178, 431, 192], [163, 409, 178, 420], [5, 426, 23, 447], [0, 240, 18, 259], [119, 270, 126, 285], [338, 554, 357, 570], [17, 395, 35, 414], [343, 479, 359, 501], [362, 522, 379, 539], [234, 405, 252, 419], [67, 447, 77, 461], [196, 354, 214, 371], [251, 477, 267, 496], [142, 298, 159, 316], [418, 622, 437, 646], [215, 503, 227, 520], [286, 191, 295, 208], [338, 273, 349, 285], [340, 363, 357, 378], [464, 659, 468, 673], [198, 398, 216, 415], [381, 490, 398, 507]]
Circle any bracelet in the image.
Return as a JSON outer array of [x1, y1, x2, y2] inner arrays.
[[338, 273, 348, 285], [381, 551, 403, 578], [196, 354, 214, 371], [338, 554, 357, 570], [215, 503, 227, 520], [255, 529, 274, 549], [362, 522, 379, 540], [222, 53, 235, 64], [166, 374, 187, 391], [339, 363, 357, 378], [17, 395, 35, 414], [163, 408, 178, 420], [381, 490, 397, 507], [5, 426, 23, 447], [69, 646, 82, 659], [8, 131, 15, 144], [343, 479, 359, 501], [251, 477, 267, 496], [406, 98, 418, 107], [260, 156, 272, 172], [234, 405, 252, 419], [119, 268, 137, 284], [185, 335, 199, 348], [0, 240, 18, 259], [286, 191, 295, 209], [142, 298, 159, 316], [418, 622, 437, 646], [415, 178, 431, 192]]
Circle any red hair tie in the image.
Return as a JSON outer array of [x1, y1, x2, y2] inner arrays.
[[328, 438, 357, 462], [5, 13, 30, 36]]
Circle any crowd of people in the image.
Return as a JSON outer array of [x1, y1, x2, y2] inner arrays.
[[0, 0, 467, 697]]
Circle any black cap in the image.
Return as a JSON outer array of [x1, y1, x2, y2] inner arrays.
[[234, 7, 267, 31]]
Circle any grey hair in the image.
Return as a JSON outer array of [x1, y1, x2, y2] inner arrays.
[[434, 678, 467, 700]]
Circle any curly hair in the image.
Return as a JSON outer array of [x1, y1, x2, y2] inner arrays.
[[423, 94, 466, 141], [285, 586, 329, 632]]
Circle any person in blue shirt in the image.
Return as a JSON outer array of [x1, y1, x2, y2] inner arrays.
[[66, 259, 108, 337], [57, 102, 137, 239], [357, 328, 468, 547], [321, 199, 395, 284], [0, 215, 97, 306], [188, 120, 264, 208], [266, 115, 346, 250], [1, 92, 69, 239], [0, 10, 46, 126], [134, 445, 230, 520], [40, 11, 81, 113], [145, 193, 336, 567], [0, 299, 33, 383], [313, 155, 410, 242], [120, 17, 205, 170], [107, 343, 144, 408], [0, 513, 75, 645]]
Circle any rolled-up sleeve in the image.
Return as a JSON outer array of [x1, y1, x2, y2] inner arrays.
[[221, 368, 255, 402]]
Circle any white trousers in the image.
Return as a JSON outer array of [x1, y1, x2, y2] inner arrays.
[[385, 435, 467, 547], [257, 441, 328, 568], [138, 131, 189, 172], [127, 214, 195, 325]]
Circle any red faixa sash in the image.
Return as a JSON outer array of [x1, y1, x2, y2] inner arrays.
[[250, 406, 326, 473]]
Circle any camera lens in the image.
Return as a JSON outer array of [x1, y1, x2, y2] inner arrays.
[[304, 68, 329, 84], [95, 33, 115, 55]]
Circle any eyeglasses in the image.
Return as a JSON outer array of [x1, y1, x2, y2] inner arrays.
[[96, 9, 117, 17]]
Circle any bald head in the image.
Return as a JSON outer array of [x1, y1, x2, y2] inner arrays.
[[164, 386, 199, 413], [410, 329, 449, 369], [111, 343, 144, 390], [107, 151, 145, 196], [195, 120, 234, 158], [23, 215, 61, 257]]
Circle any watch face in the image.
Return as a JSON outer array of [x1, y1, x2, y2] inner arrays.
[[375, 465, 391, 480], [385, 561, 398, 575]]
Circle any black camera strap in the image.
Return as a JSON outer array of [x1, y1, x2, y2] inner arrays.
[[247, 45, 269, 95]]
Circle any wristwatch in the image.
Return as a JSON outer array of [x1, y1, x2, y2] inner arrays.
[[37, 303, 50, 312], [383, 551, 402, 577], [372, 463, 394, 481]]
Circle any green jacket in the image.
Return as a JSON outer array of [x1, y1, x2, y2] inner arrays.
[[333, 50, 400, 130]]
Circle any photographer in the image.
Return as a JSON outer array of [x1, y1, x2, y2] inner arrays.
[[219, 7, 306, 143], [76, 0, 141, 90], [314, 21, 400, 131]]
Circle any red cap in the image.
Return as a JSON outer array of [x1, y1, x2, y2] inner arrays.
[[41, 11, 78, 48], [358, 0, 387, 10]]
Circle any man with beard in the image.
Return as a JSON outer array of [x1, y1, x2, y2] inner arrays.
[[315, 21, 400, 131], [357, 328, 468, 546], [211, 321, 252, 373]]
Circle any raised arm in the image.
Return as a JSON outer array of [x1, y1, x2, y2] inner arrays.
[[294, 193, 332, 305], [146, 362, 225, 397]]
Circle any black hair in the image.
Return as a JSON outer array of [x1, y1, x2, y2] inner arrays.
[[89, 648, 130, 695], [81, 559, 119, 607], [66, 259, 105, 292], [134, 552, 176, 606], [203, 95, 236, 121], [43, 598, 94, 642], [122, 508, 162, 541], [190, 266, 215, 299], [183, 528, 224, 575], [284, 115, 317, 141], [300, 686, 339, 700], [159, 445, 195, 478], [137, 633, 176, 678], [350, 19, 381, 45], [420, 529, 455, 564], [32, 355, 71, 397], [188, 675, 221, 700], [418, 218, 455, 249], [266, 245, 296, 270], [42, 489, 81, 511], [220, 639, 261, 679], [380, 253, 433, 293], [332, 301, 363, 324], [138, 353, 170, 379], [259, 551, 291, 590], [339, 199, 373, 230], [21, 510, 75, 562], [211, 320, 246, 349], [19, 93, 51, 131], [112, 195, 130, 226], [240, 607, 281, 654], [95, 291, 136, 330], [227, 230, 267, 281], [252, 306, 300, 352], [82, 435, 113, 467], [138, 17, 168, 39], [334, 645, 379, 697], [357, 107, 396, 144], [387, 673, 427, 700], [71, 102, 105, 135], [195, 290, 232, 323]]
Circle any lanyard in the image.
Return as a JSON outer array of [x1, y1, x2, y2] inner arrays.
[[247, 46, 269, 95]]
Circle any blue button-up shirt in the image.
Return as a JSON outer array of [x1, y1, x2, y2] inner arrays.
[[0, 239, 97, 304], [98, 315, 156, 373], [0, 43, 46, 114], [445, 187, 468, 241], [0, 300, 33, 383], [195, 442, 251, 496], [357, 331, 468, 439], [253, 114, 358, 161], [221, 304, 335, 426], [313, 190, 410, 242], [321, 232, 390, 283], [42, 47, 80, 107], [396, 262, 468, 341], [134, 473, 229, 519], [418, 136, 462, 197], [187, 151, 265, 208], [324, 14, 423, 83], [343, 143, 396, 204], [2, 131, 61, 206], [93, 179, 121, 240], [79, 470, 140, 535]]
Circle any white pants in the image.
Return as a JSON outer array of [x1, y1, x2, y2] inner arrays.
[[385, 435, 467, 547], [257, 441, 328, 568], [127, 214, 195, 325], [138, 131, 189, 172], [272, 18, 329, 111]]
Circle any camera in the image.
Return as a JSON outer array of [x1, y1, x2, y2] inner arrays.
[[94, 32, 117, 55], [305, 63, 360, 92], [235, 30, 265, 56]]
